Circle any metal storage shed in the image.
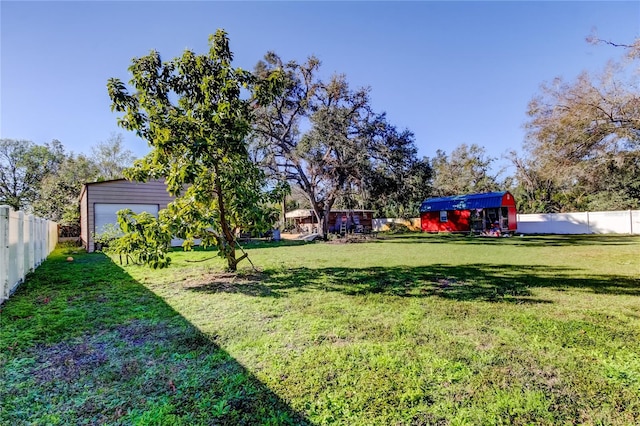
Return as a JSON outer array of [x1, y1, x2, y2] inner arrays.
[[79, 179, 175, 252]]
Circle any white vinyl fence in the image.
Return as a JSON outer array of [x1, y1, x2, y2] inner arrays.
[[1, 205, 58, 305], [517, 210, 640, 235]]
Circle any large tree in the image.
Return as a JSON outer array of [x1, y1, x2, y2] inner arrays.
[[253, 53, 429, 234], [517, 37, 640, 212], [107, 29, 282, 270], [431, 143, 500, 196], [0, 139, 65, 211], [91, 133, 135, 181], [253, 54, 369, 237], [361, 120, 433, 218], [34, 135, 135, 224], [32, 153, 99, 224]]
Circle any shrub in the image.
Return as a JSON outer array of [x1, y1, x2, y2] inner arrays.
[[383, 222, 412, 234], [92, 223, 123, 251]]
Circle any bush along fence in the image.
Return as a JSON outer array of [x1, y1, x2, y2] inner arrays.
[[372, 218, 422, 232], [0, 205, 58, 305]]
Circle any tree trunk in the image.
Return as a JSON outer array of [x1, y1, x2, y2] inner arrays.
[[282, 194, 287, 227], [322, 207, 331, 240], [316, 199, 335, 240], [226, 248, 248, 272], [226, 241, 237, 272], [214, 169, 243, 272], [310, 203, 326, 239], [305, 200, 330, 237]]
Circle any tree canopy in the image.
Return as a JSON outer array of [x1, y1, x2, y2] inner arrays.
[[0, 139, 65, 212], [91, 133, 135, 181], [0, 135, 132, 226], [360, 120, 432, 218], [431, 143, 500, 197], [516, 37, 640, 212], [32, 153, 99, 224], [253, 53, 431, 235], [107, 29, 283, 270]]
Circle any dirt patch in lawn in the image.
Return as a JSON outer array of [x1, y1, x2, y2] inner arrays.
[[182, 272, 276, 297], [32, 339, 110, 384], [325, 235, 379, 244]]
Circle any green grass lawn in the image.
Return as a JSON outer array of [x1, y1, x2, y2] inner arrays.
[[1, 234, 639, 425]]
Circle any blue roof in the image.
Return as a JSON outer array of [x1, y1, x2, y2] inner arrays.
[[420, 192, 508, 213]]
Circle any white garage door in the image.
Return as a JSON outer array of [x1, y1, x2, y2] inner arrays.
[[94, 203, 159, 235]]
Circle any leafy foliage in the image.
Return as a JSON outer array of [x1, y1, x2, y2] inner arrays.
[[381, 221, 413, 234], [32, 153, 99, 224], [92, 222, 123, 249], [1, 135, 133, 225], [516, 38, 640, 212], [362, 121, 433, 218], [253, 55, 370, 237], [91, 133, 135, 181], [253, 53, 430, 234], [431, 143, 501, 196], [107, 29, 282, 270], [109, 209, 173, 269], [0, 139, 65, 211]]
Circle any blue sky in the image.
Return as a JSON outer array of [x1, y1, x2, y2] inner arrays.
[[1, 1, 639, 177]]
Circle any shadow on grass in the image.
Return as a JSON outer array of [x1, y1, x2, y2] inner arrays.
[[376, 233, 640, 247], [0, 250, 310, 425], [186, 263, 640, 302]]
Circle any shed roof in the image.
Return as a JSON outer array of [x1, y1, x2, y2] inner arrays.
[[420, 191, 509, 212], [78, 178, 129, 201]]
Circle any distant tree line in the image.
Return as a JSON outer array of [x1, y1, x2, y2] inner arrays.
[[2, 32, 638, 263], [252, 37, 639, 218], [0, 134, 134, 224], [510, 37, 640, 213]]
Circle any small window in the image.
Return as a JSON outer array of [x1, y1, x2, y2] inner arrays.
[[440, 211, 448, 222]]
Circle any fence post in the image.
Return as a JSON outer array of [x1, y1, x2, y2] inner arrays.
[[0, 206, 10, 304], [35, 218, 42, 266], [17, 211, 25, 285], [33, 217, 39, 267], [49, 222, 58, 254], [23, 215, 30, 275], [27, 215, 35, 272], [39, 218, 45, 263]]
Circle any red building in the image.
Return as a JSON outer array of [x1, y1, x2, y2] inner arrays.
[[420, 191, 517, 234]]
